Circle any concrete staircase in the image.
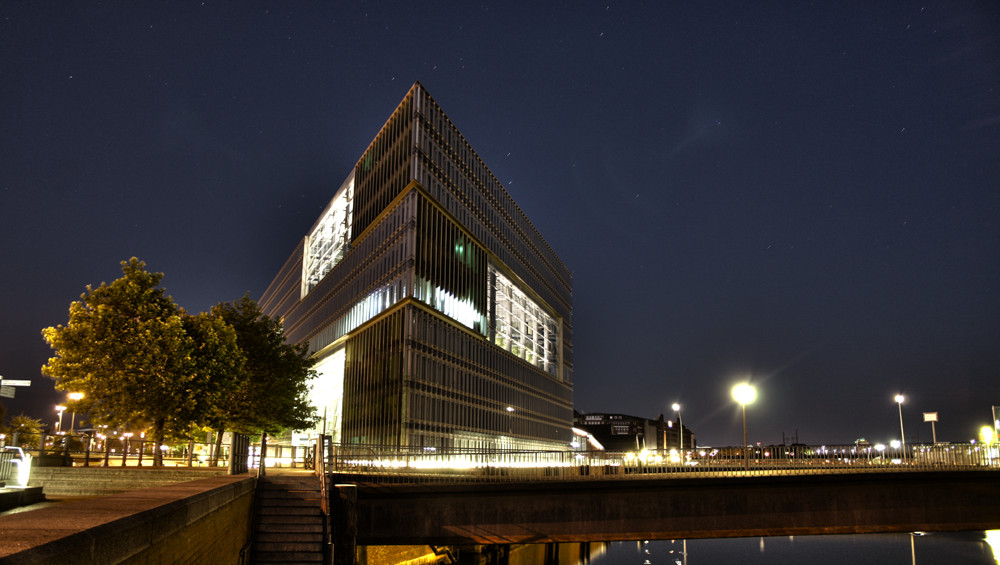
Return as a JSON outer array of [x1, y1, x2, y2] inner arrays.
[[27, 467, 229, 497], [251, 471, 328, 564]]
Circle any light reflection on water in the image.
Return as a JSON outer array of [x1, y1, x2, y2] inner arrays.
[[587, 531, 999, 565]]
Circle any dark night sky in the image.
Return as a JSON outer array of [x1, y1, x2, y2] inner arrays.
[[2, 2, 998, 447]]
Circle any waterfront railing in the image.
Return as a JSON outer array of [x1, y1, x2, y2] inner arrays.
[[325, 442, 1000, 483], [5, 433, 997, 482]]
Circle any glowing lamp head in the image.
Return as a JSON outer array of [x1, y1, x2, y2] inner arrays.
[[671, 403, 681, 412], [731, 383, 757, 406], [68, 392, 84, 401], [981, 426, 995, 444], [895, 394, 905, 404]]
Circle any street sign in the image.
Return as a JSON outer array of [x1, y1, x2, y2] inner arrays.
[[0, 386, 14, 398], [923, 412, 938, 422], [0, 380, 31, 387]]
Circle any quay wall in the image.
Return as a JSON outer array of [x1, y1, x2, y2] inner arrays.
[[343, 470, 1000, 545], [0, 474, 254, 565]]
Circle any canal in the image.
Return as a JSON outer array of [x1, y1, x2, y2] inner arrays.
[[361, 530, 999, 564]]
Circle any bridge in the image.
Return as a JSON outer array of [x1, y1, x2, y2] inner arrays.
[[337, 471, 999, 545], [326, 442, 1000, 549], [0, 442, 1000, 563]]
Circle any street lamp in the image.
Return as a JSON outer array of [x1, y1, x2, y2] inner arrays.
[[55, 405, 67, 434], [68, 392, 84, 434], [672, 403, 683, 453], [895, 394, 906, 461], [731, 383, 757, 471]]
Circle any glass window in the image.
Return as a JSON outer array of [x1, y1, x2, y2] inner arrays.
[[302, 173, 354, 296], [488, 264, 559, 375]]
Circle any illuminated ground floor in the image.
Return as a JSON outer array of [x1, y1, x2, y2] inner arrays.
[[292, 302, 573, 452]]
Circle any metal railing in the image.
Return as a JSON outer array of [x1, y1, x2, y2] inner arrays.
[[325, 442, 1000, 484], [11, 435, 995, 482], [0, 450, 16, 483], [2, 432, 247, 468], [0, 432, 320, 471], [317, 434, 333, 565]]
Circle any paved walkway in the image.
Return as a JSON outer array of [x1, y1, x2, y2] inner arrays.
[[0, 473, 254, 563]]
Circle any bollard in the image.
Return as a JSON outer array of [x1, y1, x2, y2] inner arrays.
[[333, 484, 357, 565], [314, 435, 324, 474], [257, 432, 267, 477], [102, 436, 111, 467]]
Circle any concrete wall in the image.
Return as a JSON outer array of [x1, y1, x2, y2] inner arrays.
[[346, 470, 1000, 545], [0, 474, 255, 564], [27, 467, 230, 497]]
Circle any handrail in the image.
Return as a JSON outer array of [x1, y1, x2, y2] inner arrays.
[[325, 442, 1000, 484], [236, 480, 259, 565], [6, 432, 244, 468], [317, 434, 333, 565], [237, 433, 267, 565]]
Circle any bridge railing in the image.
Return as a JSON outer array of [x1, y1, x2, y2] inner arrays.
[[325, 442, 1000, 483]]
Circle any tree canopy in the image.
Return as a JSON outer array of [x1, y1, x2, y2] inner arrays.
[[6, 413, 43, 447], [41, 258, 317, 466], [210, 293, 316, 435], [41, 258, 245, 465]]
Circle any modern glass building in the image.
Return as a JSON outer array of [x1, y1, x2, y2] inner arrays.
[[259, 82, 573, 451]]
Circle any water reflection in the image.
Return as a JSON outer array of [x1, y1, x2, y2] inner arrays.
[[360, 531, 999, 564], [589, 531, 999, 564]]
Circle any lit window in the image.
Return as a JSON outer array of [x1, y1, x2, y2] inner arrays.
[[488, 264, 559, 375], [302, 173, 354, 296]]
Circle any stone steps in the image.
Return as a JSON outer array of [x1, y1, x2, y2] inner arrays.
[[251, 473, 327, 564]]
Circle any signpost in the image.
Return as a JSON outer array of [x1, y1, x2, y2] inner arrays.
[[0, 377, 31, 399], [923, 412, 938, 444]]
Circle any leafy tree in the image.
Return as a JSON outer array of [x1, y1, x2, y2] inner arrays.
[[210, 293, 316, 436], [7, 413, 43, 447], [41, 258, 243, 466]]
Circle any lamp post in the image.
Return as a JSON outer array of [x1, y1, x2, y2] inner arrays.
[[731, 383, 757, 471], [895, 394, 906, 461], [68, 392, 84, 434], [672, 403, 683, 453], [55, 405, 66, 434]]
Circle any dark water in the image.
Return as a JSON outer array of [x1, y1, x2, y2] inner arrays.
[[590, 531, 998, 564]]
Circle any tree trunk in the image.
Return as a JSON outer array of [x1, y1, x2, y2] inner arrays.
[[211, 428, 224, 467], [153, 419, 165, 467]]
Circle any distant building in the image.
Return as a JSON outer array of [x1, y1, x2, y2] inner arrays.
[[574, 411, 695, 452], [260, 82, 573, 451]]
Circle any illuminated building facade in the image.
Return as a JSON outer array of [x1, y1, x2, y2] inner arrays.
[[260, 82, 573, 450], [574, 412, 696, 452]]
